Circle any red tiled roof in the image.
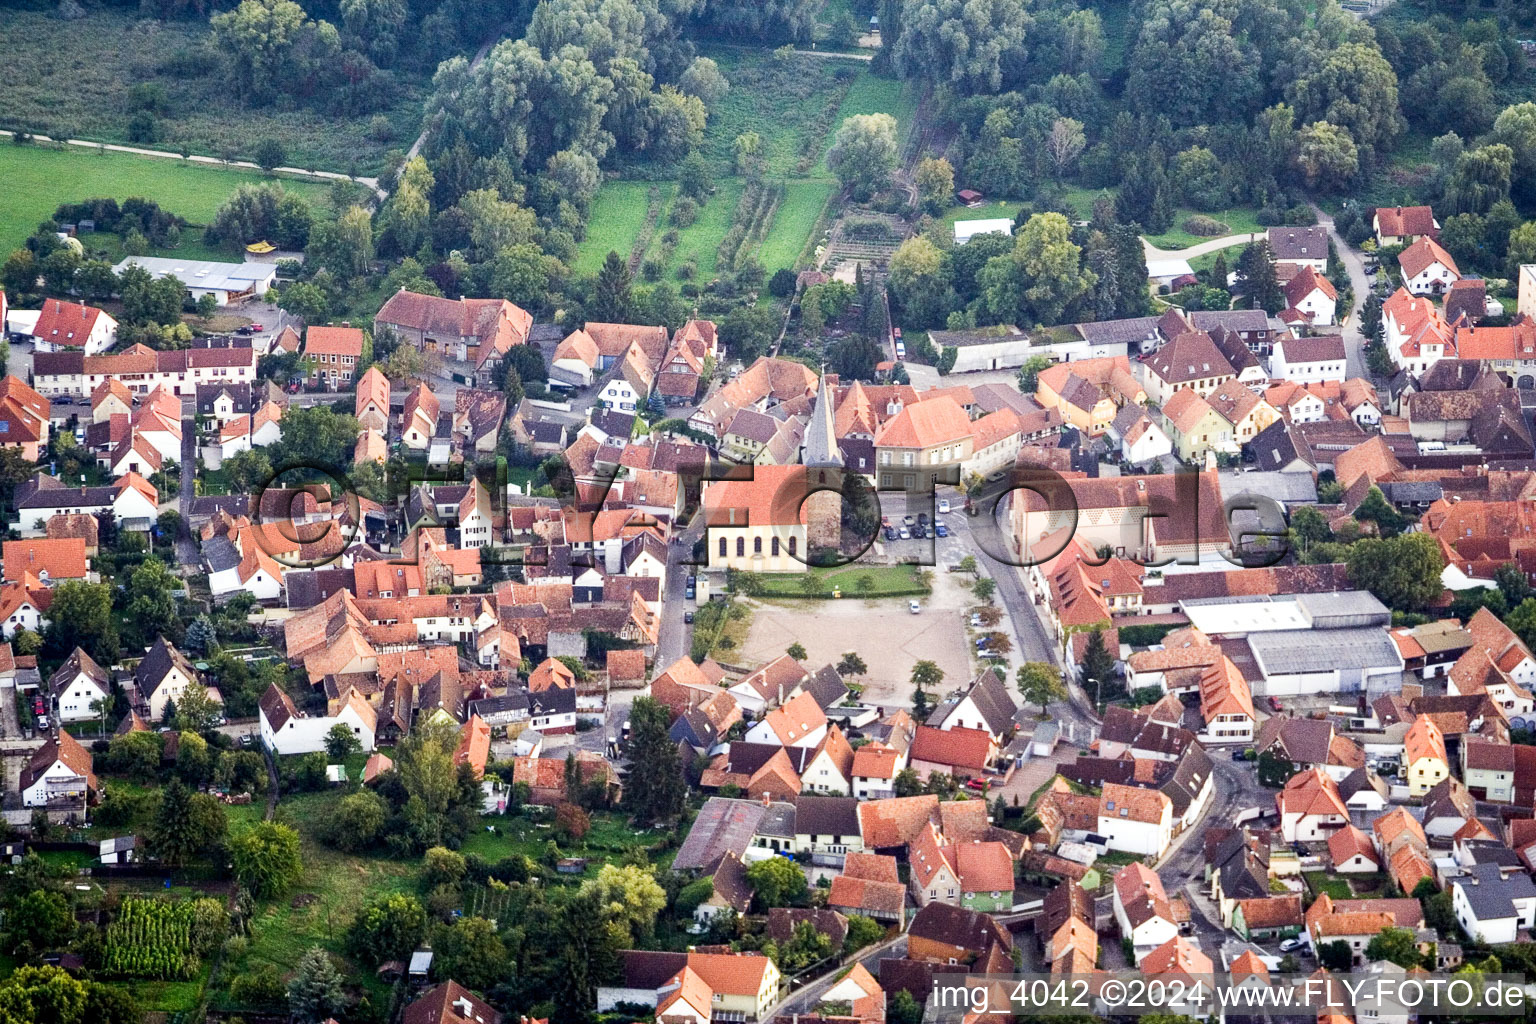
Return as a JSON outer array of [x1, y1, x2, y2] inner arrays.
[[2, 538, 87, 581], [304, 325, 364, 357]]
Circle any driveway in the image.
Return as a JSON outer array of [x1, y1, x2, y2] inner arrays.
[[1310, 203, 1372, 380], [1142, 231, 1264, 263]]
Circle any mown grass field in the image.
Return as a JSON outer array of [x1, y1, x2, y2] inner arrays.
[[1144, 207, 1266, 250], [576, 57, 915, 276], [0, 9, 428, 175], [755, 563, 931, 598], [0, 143, 335, 255], [572, 181, 663, 274], [758, 181, 837, 269]]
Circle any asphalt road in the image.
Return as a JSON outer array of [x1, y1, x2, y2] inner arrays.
[[771, 936, 907, 1018], [1311, 203, 1373, 381]]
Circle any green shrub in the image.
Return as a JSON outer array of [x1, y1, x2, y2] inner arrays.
[[1182, 215, 1229, 237]]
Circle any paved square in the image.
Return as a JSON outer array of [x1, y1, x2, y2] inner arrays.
[[736, 566, 982, 709]]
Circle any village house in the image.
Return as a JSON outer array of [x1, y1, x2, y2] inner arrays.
[[31, 298, 116, 354], [1141, 331, 1236, 404], [32, 343, 257, 399], [14, 473, 157, 536], [1097, 783, 1173, 856], [302, 325, 365, 387], [1034, 356, 1144, 436], [1383, 289, 1454, 375], [1277, 768, 1349, 842], [19, 731, 96, 809], [355, 366, 390, 432], [1280, 267, 1340, 329], [1404, 714, 1450, 797], [1269, 226, 1330, 273], [1107, 404, 1173, 467], [1400, 237, 1461, 296], [1374, 205, 1439, 247], [1452, 862, 1536, 944], [1113, 862, 1179, 962], [131, 636, 202, 722], [872, 395, 974, 492], [1270, 335, 1347, 385], [48, 647, 111, 725], [374, 290, 533, 387], [0, 376, 51, 461]]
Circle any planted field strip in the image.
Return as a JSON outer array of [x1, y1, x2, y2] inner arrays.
[[739, 183, 785, 269], [103, 897, 219, 980], [627, 184, 666, 273]]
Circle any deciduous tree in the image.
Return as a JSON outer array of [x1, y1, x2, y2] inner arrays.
[[231, 821, 303, 899], [827, 114, 898, 202]]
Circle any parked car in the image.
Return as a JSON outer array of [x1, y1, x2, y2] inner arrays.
[[935, 523, 948, 537], [903, 515, 916, 527], [235, 325, 255, 335], [36, 715, 49, 731], [909, 600, 921, 614], [912, 525, 926, 539], [1268, 696, 1283, 712], [883, 527, 897, 541], [684, 610, 694, 624], [938, 498, 951, 514], [969, 613, 983, 627], [881, 516, 891, 528], [685, 584, 695, 599], [898, 527, 911, 540], [965, 778, 987, 791], [247, 323, 265, 331], [1279, 938, 1304, 952], [917, 513, 929, 525]]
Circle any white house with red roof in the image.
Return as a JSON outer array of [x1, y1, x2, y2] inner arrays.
[[20, 731, 96, 807], [1400, 237, 1461, 296], [30, 299, 116, 354], [1277, 768, 1349, 842], [258, 682, 376, 755], [1113, 862, 1180, 962], [1280, 266, 1338, 327], [1383, 288, 1454, 374], [218, 400, 283, 458], [744, 691, 828, 749], [0, 578, 48, 639]]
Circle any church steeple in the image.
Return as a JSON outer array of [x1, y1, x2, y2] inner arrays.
[[803, 371, 843, 470]]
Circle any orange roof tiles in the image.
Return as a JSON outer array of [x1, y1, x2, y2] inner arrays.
[[1405, 714, 1447, 767], [304, 325, 364, 357], [1278, 768, 1348, 821], [2, 538, 87, 581], [1399, 236, 1460, 281], [1099, 782, 1170, 825], [873, 395, 972, 450]]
